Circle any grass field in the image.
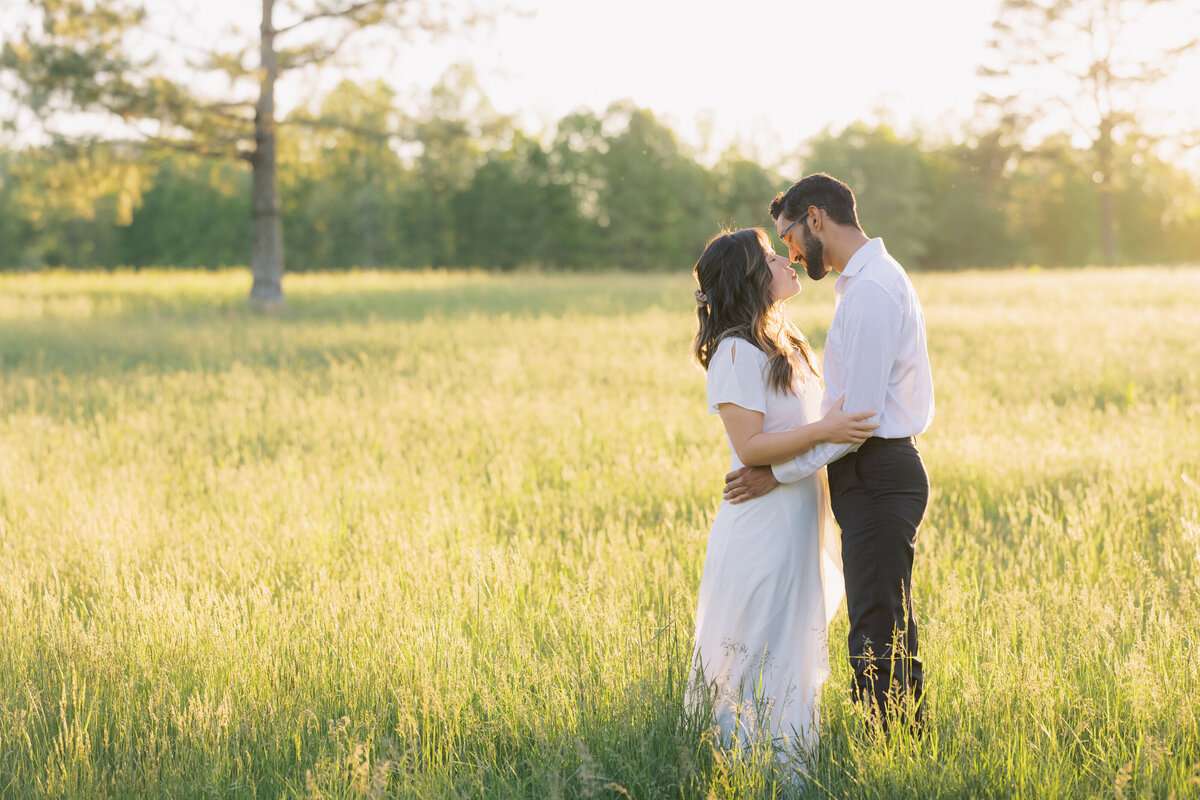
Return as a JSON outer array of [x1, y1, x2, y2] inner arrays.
[[1, 266, 1199, 799]]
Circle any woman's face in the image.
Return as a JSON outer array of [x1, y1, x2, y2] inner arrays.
[[766, 246, 801, 303]]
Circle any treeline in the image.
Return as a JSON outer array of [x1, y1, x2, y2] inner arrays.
[[3, 74, 1199, 272]]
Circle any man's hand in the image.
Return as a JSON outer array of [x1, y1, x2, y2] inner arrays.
[[723, 465, 779, 504]]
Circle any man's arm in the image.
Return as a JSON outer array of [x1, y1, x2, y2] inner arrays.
[[717, 396, 875, 503], [723, 465, 778, 504], [718, 396, 875, 469], [770, 440, 855, 485]]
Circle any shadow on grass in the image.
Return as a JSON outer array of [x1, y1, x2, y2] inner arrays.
[[283, 280, 685, 322], [4, 274, 690, 324], [0, 276, 692, 380], [0, 275, 837, 401]]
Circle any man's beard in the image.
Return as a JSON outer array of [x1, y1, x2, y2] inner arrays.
[[803, 231, 830, 280]]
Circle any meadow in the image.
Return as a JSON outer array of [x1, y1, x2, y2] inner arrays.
[[0, 266, 1198, 799]]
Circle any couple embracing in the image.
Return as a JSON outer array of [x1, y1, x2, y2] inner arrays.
[[688, 173, 935, 757]]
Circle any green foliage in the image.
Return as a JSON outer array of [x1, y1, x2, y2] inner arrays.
[[979, 0, 1200, 264], [3, 72, 1200, 271], [1015, 139, 1103, 267], [0, 268, 1198, 797], [922, 134, 1025, 269], [282, 80, 405, 271], [806, 123, 935, 268], [4, 1, 1200, 275], [597, 102, 714, 270], [710, 152, 784, 233], [451, 132, 572, 271], [2, 0, 248, 161], [117, 156, 251, 268], [1117, 142, 1200, 264], [0, 152, 32, 268], [1, 0, 506, 302], [0, 0, 148, 115]]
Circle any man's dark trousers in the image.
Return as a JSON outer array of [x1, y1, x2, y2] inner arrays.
[[827, 436, 929, 728]]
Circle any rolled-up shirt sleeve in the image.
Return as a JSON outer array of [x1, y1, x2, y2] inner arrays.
[[771, 439, 852, 484], [771, 279, 902, 483]]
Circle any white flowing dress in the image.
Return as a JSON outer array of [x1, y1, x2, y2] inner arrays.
[[689, 337, 845, 756]]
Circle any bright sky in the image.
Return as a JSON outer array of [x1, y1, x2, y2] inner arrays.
[[293, 0, 1005, 162], [6, 0, 1200, 168], [433, 0, 1000, 160], [279, 0, 1200, 168]]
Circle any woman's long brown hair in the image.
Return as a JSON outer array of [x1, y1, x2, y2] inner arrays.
[[691, 228, 819, 393]]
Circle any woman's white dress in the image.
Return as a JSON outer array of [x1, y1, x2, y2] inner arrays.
[[690, 337, 844, 755]]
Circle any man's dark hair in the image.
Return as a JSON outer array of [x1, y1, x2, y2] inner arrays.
[[768, 173, 862, 230]]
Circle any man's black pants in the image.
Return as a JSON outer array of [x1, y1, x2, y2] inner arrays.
[[827, 436, 928, 727]]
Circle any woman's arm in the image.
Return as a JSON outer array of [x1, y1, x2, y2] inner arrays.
[[717, 396, 876, 467]]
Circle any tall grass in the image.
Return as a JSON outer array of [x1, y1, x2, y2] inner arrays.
[[1, 267, 1198, 798]]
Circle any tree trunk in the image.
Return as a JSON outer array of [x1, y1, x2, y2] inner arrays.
[[249, 0, 285, 307], [1098, 185, 1118, 265], [1096, 117, 1119, 266]]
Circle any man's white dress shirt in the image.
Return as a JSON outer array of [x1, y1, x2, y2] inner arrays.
[[772, 238, 934, 484]]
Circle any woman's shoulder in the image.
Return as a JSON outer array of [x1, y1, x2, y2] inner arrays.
[[713, 335, 768, 363]]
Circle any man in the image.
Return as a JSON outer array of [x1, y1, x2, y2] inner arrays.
[[723, 173, 935, 730]]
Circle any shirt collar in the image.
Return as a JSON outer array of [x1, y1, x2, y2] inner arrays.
[[840, 237, 886, 279]]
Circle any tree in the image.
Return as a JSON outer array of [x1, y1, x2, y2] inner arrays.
[[117, 153, 251, 269], [1, 0, 495, 305], [805, 123, 935, 268], [597, 101, 713, 270], [2, 140, 142, 268], [453, 131, 552, 271], [709, 149, 782, 233], [979, 0, 1200, 264], [410, 64, 510, 268], [923, 131, 1027, 269], [281, 79, 405, 270], [545, 110, 609, 267]]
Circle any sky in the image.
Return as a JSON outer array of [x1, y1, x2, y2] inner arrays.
[[6, 0, 1200, 168], [273, 0, 1004, 162], [416, 0, 1001, 160]]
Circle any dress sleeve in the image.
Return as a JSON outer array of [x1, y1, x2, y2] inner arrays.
[[706, 338, 768, 416]]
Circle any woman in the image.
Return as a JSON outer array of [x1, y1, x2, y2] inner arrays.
[[688, 228, 876, 757]]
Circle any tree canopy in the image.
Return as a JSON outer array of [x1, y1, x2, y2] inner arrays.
[[1, 0, 497, 303], [3, 71, 1198, 273], [3, 1, 1199, 274], [979, 0, 1200, 264]]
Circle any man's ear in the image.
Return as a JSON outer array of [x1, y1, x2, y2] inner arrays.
[[808, 205, 824, 233]]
